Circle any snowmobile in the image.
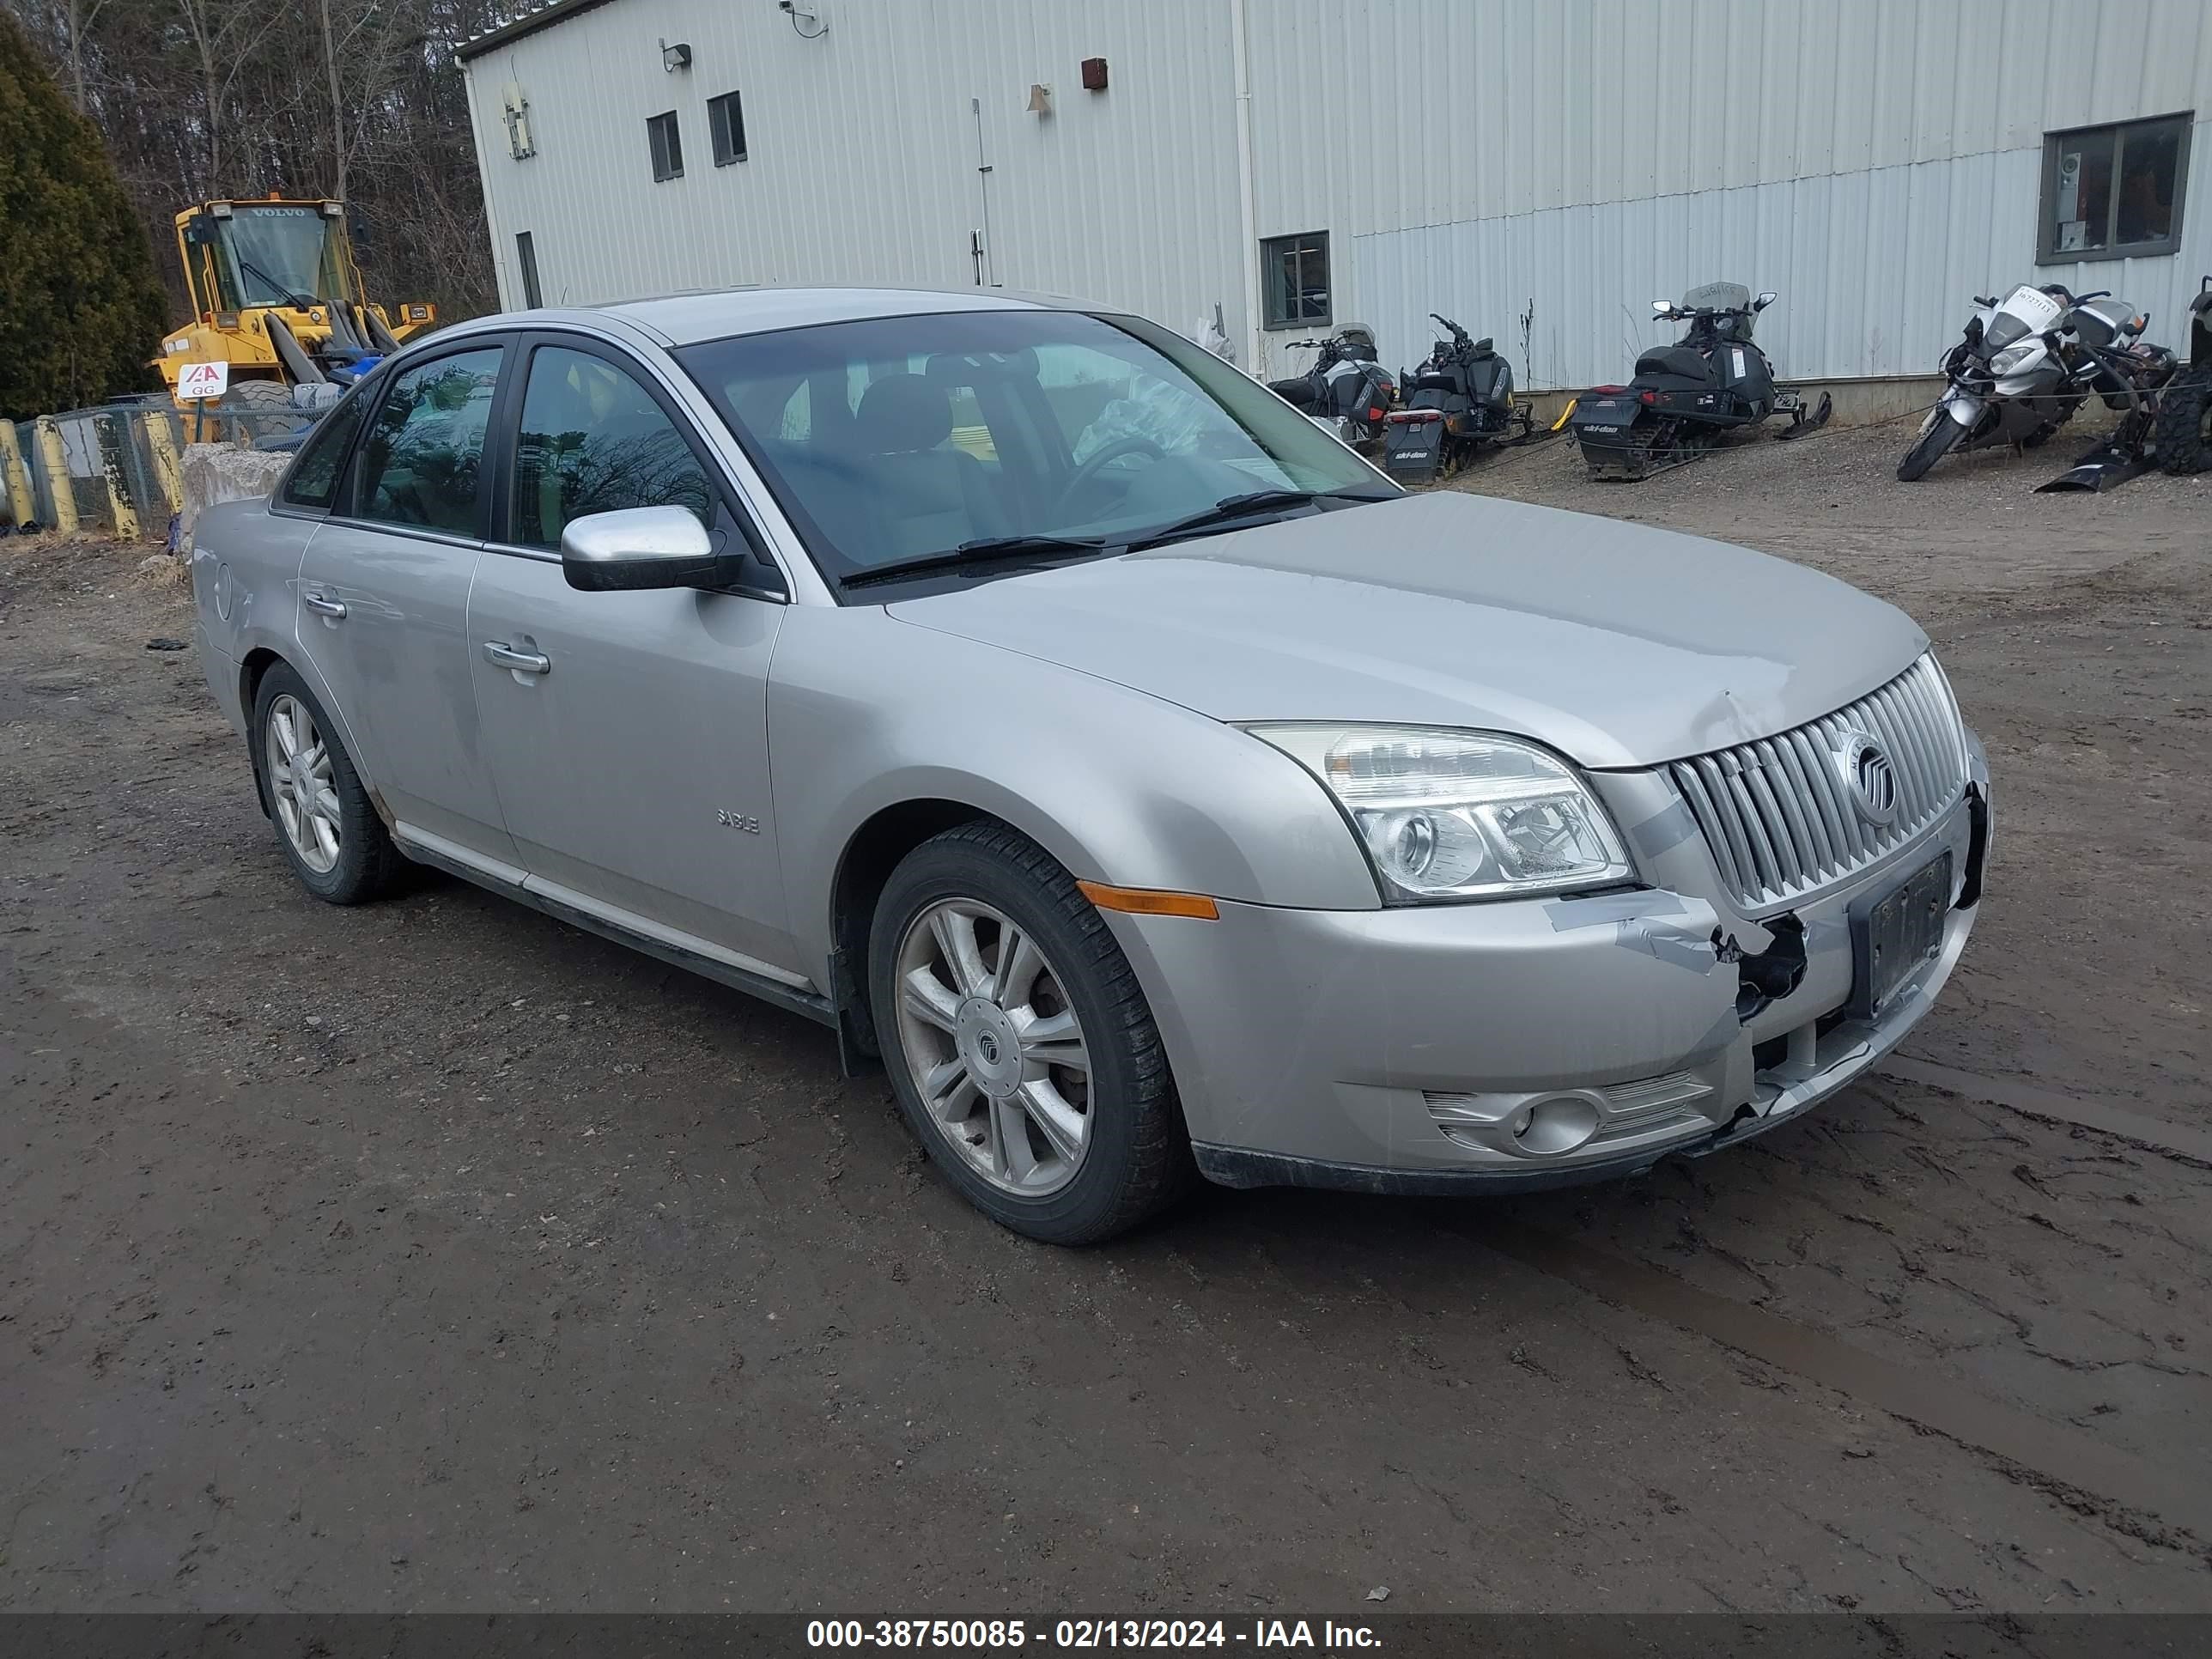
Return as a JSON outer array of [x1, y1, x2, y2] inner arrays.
[[1267, 325, 1397, 453], [1570, 283, 1830, 480], [1380, 313, 1534, 483]]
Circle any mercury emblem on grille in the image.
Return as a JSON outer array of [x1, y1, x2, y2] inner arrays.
[[1835, 730, 1899, 826]]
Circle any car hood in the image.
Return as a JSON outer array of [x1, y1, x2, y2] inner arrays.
[[886, 491, 1929, 770]]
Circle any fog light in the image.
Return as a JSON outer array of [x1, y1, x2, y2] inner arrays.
[[1510, 1094, 1601, 1157]]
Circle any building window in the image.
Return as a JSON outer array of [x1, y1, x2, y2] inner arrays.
[[709, 90, 747, 166], [1261, 232, 1329, 328], [516, 231, 543, 308], [648, 110, 684, 182], [2040, 112, 2191, 262]]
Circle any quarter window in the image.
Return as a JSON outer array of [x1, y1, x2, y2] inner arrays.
[[2039, 113, 2191, 262], [513, 345, 713, 549], [354, 347, 504, 534], [648, 110, 684, 182], [708, 90, 746, 166], [279, 390, 368, 511], [1261, 231, 1330, 328]]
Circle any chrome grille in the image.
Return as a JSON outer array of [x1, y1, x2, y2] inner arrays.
[[1666, 655, 1966, 910]]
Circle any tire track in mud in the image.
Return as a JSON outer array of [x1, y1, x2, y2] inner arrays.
[[1877, 1058, 2212, 1165], [1467, 1223, 2212, 1551]]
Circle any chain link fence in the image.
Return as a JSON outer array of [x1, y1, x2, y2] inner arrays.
[[1, 398, 313, 544]]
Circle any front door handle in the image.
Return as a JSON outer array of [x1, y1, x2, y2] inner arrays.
[[483, 641, 551, 676], [303, 592, 348, 619]]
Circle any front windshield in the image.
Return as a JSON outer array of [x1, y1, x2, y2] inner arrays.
[[219, 206, 351, 307], [675, 309, 1393, 580]]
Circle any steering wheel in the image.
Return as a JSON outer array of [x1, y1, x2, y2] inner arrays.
[[1053, 435, 1165, 512]]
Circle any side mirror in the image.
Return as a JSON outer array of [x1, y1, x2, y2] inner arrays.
[[1754, 291, 1778, 310], [1651, 299, 1673, 315], [560, 505, 781, 597]]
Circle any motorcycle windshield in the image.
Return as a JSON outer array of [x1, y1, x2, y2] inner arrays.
[[1985, 284, 2065, 353]]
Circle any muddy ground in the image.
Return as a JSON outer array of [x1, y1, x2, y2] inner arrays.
[[3, 419, 2209, 1614]]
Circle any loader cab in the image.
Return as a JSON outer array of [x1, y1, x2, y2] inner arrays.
[[178, 199, 362, 321]]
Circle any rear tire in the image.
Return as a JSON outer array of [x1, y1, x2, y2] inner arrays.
[[869, 821, 1193, 1245], [251, 664, 404, 905], [228, 379, 296, 410], [1897, 410, 1964, 481], [2155, 368, 2212, 474]]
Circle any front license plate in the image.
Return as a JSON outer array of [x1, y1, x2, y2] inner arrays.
[[1849, 850, 1952, 1019]]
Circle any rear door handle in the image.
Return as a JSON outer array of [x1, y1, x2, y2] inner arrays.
[[483, 641, 551, 675], [303, 592, 347, 619]]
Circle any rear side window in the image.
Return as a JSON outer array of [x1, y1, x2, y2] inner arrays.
[[354, 347, 504, 534], [512, 344, 712, 548], [279, 392, 368, 510]]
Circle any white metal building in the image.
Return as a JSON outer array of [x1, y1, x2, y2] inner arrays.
[[459, 0, 2212, 388]]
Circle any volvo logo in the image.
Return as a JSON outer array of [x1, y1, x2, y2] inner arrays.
[[1835, 730, 1899, 826]]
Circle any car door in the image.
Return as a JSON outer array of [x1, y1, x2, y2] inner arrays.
[[466, 332, 799, 979], [296, 337, 523, 874]]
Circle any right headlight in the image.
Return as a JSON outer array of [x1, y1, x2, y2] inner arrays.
[[1245, 723, 1635, 903], [1987, 343, 2038, 375]]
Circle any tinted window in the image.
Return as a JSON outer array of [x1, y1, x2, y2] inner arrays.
[[279, 391, 368, 510], [355, 348, 503, 534], [514, 346, 713, 549]]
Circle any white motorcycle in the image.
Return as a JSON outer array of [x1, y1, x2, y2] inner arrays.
[[1898, 283, 2092, 481]]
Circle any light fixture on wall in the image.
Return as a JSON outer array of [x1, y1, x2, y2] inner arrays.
[[1026, 82, 1053, 115], [660, 39, 692, 71]]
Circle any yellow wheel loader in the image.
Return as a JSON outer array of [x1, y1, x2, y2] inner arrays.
[[153, 196, 437, 410]]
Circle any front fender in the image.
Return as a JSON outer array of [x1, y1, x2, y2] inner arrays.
[[768, 607, 1381, 979]]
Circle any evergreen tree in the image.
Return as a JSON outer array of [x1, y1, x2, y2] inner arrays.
[[0, 8, 169, 416]]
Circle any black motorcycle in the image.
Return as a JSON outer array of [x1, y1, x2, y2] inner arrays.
[[1570, 283, 1830, 480], [1267, 325, 1397, 453], [1380, 314, 1531, 483]]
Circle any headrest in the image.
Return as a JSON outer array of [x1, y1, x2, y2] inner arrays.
[[855, 373, 951, 453]]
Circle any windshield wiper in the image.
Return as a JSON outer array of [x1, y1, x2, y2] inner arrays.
[[839, 534, 1116, 590], [1121, 487, 1394, 553]]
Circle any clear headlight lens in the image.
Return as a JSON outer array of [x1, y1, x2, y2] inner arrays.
[[1987, 343, 2038, 375], [1247, 723, 1635, 903]]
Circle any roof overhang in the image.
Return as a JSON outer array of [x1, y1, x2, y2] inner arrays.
[[456, 0, 620, 64]]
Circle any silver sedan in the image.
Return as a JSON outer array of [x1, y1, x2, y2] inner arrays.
[[189, 287, 1990, 1243]]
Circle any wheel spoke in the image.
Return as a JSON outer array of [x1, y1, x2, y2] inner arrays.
[[920, 1057, 978, 1124], [311, 784, 343, 823], [929, 906, 988, 995], [271, 707, 298, 755], [1017, 1081, 1086, 1165], [1017, 1007, 1089, 1074], [901, 965, 961, 1032], [993, 925, 1044, 1009], [993, 1095, 1038, 1183], [310, 812, 340, 863]]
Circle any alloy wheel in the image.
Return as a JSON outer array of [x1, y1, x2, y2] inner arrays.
[[892, 897, 1092, 1196], [265, 693, 341, 874]]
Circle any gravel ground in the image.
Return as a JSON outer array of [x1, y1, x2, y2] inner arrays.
[[3, 418, 2209, 1614]]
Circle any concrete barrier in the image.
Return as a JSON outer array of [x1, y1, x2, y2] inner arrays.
[[180, 445, 289, 549]]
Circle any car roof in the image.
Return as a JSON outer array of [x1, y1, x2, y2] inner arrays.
[[582, 284, 1066, 346]]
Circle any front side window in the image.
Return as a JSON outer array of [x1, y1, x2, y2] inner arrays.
[[279, 387, 370, 510], [1261, 231, 1330, 328], [676, 307, 1389, 580], [354, 347, 503, 534], [512, 345, 713, 549], [648, 111, 684, 182], [2040, 113, 2191, 262]]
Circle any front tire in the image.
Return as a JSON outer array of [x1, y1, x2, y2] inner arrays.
[[2155, 368, 2212, 474], [869, 822, 1192, 1244], [1897, 409, 1965, 481], [252, 664, 404, 904]]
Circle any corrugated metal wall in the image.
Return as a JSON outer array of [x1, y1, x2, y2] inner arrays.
[[1248, 0, 2212, 383], [465, 0, 1248, 346], [465, 0, 2212, 386]]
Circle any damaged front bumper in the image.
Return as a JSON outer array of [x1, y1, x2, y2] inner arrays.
[[1109, 735, 1992, 1195]]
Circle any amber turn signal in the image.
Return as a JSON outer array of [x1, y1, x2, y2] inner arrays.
[[1076, 880, 1219, 921]]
